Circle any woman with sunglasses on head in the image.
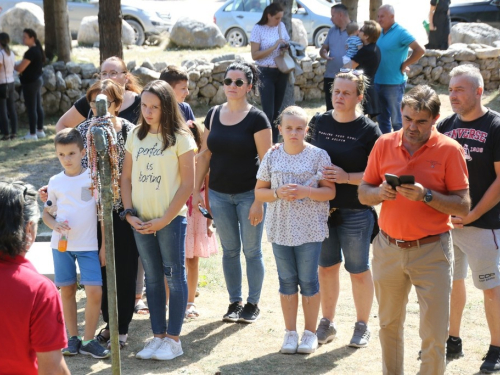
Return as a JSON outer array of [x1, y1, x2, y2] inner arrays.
[[55, 56, 142, 131], [192, 61, 272, 323], [350, 20, 382, 120], [0, 32, 17, 141], [73, 79, 138, 350], [250, 3, 290, 143], [310, 70, 381, 349], [14, 28, 45, 140]]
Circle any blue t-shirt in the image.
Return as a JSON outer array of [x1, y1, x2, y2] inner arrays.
[[178, 102, 195, 122], [374, 23, 415, 85], [323, 26, 348, 79]]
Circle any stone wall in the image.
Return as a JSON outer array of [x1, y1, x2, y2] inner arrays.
[[10, 46, 500, 117]]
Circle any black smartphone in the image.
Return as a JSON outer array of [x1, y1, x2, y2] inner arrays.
[[199, 205, 213, 220], [399, 175, 415, 185], [385, 173, 400, 190]]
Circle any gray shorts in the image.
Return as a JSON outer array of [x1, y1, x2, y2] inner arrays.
[[452, 226, 500, 290]]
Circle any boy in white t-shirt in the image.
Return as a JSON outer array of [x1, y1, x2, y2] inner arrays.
[[42, 128, 110, 359]]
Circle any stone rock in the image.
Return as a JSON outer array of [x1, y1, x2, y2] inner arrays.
[[213, 61, 233, 74], [199, 83, 217, 98], [294, 85, 304, 102], [188, 80, 197, 90], [480, 59, 499, 70], [423, 66, 432, 77], [449, 43, 469, 50], [141, 59, 155, 71], [127, 60, 137, 72], [305, 72, 315, 80], [301, 61, 313, 73], [304, 88, 322, 101], [52, 61, 66, 72], [467, 44, 483, 51], [475, 48, 500, 59], [490, 69, 500, 81], [213, 81, 220, 90], [81, 79, 97, 89], [170, 17, 226, 48], [454, 48, 476, 61], [427, 56, 437, 68], [66, 89, 81, 99], [189, 70, 201, 82], [459, 61, 480, 69], [212, 72, 225, 82], [451, 23, 500, 46], [0, 3, 45, 44], [412, 74, 426, 85], [480, 69, 491, 81], [197, 77, 209, 88], [485, 81, 499, 90], [210, 86, 226, 105], [59, 94, 72, 113], [42, 68, 56, 91], [419, 57, 429, 67], [314, 65, 326, 75], [431, 66, 443, 81], [291, 18, 308, 48], [80, 63, 97, 79], [407, 64, 423, 79], [55, 71, 66, 91], [295, 74, 306, 86], [66, 62, 82, 74], [494, 41, 500, 49], [154, 62, 167, 72], [42, 91, 61, 115], [424, 49, 443, 58], [443, 62, 458, 72], [187, 86, 199, 99], [64, 74, 81, 90], [211, 54, 237, 63], [77, 16, 136, 46], [440, 56, 455, 64], [439, 71, 450, 85], [41, 86, 46, 96], [131, 67, 160, 86]]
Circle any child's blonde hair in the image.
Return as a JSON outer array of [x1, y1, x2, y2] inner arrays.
[[277, 106, 309, 127]]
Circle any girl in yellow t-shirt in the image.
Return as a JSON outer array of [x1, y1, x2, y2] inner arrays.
[[121, 80, 195, 361]]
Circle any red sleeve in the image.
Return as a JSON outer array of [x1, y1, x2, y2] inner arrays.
[[30, 280, 67, 353], [362, 138, 383, 186], [445, 144, 469, 191]]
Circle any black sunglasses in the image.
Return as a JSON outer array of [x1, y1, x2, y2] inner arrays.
[[223, 78, 248, 87]]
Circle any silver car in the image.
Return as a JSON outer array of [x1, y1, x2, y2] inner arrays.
[[214, 0, 336, 48], [1, 0, 173, 45]]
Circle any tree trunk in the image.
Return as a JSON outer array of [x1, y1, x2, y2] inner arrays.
[[43, 0, 56, 62], [341, 0, 359, 22], [54, 0, 71, 62], [369, 0, 383, 20], [99, 0, 123, 64]]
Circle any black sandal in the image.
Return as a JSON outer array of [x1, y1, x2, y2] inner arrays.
[[107, 338, 126, 350], [95, 328, 110, 344]]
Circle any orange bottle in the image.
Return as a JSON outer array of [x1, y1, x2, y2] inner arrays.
[[58, 221, 69, 252]]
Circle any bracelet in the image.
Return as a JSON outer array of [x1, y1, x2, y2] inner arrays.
[[347, 173, 350, 184], [119, 208, 137, 221]]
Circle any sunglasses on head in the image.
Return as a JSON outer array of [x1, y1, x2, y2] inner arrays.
[[223, 78, 248, 87], [339, 68, 364, 76]]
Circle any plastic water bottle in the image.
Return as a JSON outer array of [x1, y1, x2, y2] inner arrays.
[[58, 220, 69, 252], [304, 171, 323, 187], [45, 200, 57, 217]]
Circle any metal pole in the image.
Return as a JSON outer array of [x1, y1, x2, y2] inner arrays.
[[94, 94, 121, 375]]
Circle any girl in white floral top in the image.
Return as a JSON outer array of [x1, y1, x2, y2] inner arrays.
[[255, 106, 336, 355]]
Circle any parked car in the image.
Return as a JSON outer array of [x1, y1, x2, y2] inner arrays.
[[0, 0, 173, 45], [214, 0, 336, 47], [450, 0, 500, 29]]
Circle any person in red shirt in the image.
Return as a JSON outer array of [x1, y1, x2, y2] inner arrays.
[[358, 85, 470, 374], [0, 180, 69, 375]]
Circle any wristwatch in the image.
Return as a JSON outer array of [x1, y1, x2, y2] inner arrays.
[[273, 189, 280, 199], [119, 208, 137, 221], [423, 189, 433, 203]]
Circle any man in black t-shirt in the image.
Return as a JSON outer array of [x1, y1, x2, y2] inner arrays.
[[437, 65, 500, 373]]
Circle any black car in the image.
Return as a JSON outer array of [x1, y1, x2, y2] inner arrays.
[[450, 0, 500, 28]]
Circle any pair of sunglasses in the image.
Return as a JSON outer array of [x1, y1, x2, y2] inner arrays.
[[339, 68, 364, 76], [223, 78, 248, 87]]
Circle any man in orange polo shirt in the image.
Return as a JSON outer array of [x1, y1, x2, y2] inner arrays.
[[358, 85, 470, 375]]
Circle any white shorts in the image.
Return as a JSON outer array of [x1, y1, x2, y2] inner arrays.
[[342, 56, 352, 65], [452, 226, 500, 290]]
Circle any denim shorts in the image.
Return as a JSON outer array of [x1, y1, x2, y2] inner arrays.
[[272, 242, 322, 297], [52, 249, 102, 287], [319, 208, 374, 274]]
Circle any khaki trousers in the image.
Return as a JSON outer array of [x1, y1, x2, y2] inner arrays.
[[372, 231, 453, 375]]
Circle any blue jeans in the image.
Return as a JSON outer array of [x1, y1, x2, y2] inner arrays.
[[258, 67, 288, 143], [375, 83, 406, 134], [272, 242, 322, 296], [319, 208, 374, 274], [133, 216, 187, 336], [208, 189, 265, 304]]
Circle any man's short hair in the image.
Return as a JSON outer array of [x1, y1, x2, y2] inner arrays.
[[401, 85, 441, 118], [379, 4, 395, 15], [449, 64, 484, 90], [159, 65, 189, 87], [332, 3, 349, 16], [54, 128, 84, 151]]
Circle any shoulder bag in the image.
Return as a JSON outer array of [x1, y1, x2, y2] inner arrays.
[[274, 24, 295, 74]]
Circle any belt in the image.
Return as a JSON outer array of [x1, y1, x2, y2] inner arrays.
[[380, 230, 441, 249]]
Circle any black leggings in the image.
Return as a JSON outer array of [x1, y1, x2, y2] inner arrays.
[[98, 210, 139, 335], [21, 76, 44, 134], [0, 82, 17, 136]]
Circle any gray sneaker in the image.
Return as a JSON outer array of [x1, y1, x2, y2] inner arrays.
[[316, 318, 337, 344], [79, 339, 111, 359], [62, 336, 81, 356], [348, 321, 370, 348]]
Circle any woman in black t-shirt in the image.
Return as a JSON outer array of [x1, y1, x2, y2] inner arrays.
[[351, 20, 382, 119], [193, 62, 272, 323], [310, 71, 381, 348], [14, 29, 45, 140], [55, 56, 142, 132]]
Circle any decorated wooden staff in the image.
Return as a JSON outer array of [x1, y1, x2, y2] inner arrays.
[[88, 94, 121, 374]]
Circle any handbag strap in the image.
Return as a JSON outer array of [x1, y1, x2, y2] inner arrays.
[[208, 105, 219, 130]]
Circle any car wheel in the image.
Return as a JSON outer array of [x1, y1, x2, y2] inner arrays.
[[226, 28, 248, 47], [314, 27, 330, 48], [126, 19, 146, 46]]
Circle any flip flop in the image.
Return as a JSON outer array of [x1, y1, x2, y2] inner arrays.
[[107, 338, 127, 350], [95, 328, 110, 344], [134, 299, 149, 315], [185, 303, 199, 319]]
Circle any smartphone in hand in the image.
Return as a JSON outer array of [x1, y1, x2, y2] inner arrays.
[[199, 205, 213, 220]]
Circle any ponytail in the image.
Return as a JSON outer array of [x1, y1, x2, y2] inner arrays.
[[23, 28, 45, 64]]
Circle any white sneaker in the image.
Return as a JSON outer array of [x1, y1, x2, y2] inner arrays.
[[22, 133, 38, 141], [36, 130, 46, 138], [136, 337, 163, 359], [152, 337, 183, 360], [297, 330, 318, 354], [281, 330, 299, 354]]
